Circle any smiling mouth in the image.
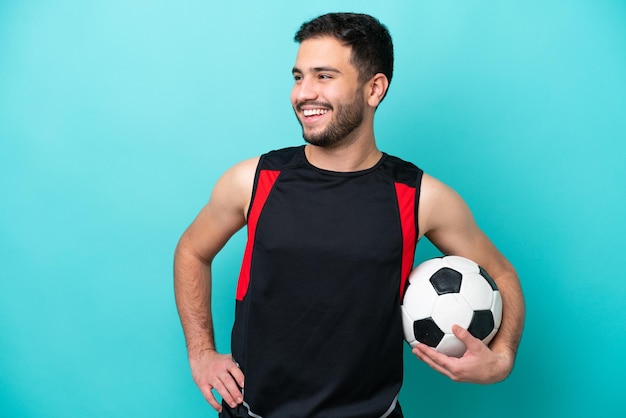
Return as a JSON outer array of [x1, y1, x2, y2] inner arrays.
[[302, 108, 329, 117]]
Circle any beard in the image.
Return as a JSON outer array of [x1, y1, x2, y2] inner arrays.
[[295, 93, 365, 148]]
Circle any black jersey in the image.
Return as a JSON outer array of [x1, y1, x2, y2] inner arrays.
[[228, 146, 423, 418]]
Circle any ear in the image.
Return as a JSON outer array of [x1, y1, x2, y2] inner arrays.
[[366, 73, 390, 108]]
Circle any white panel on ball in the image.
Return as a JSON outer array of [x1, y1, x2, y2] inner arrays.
[[402, 280, 439, 320], [442, 255, 479, 274], [460, 272, 495, 310], [437, 334, 467, 358], [431, 293, 473, 332]]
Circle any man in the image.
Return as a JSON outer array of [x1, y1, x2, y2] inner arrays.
[[174, 12, 525, 418]]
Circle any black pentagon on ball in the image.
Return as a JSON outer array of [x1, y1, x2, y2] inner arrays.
[[479, 266, 498, 291], [430, 267, 462, 295], [413, 317, 445, 347], [467, 310, 495, 340]]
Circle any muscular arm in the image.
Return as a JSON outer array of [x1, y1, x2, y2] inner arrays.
[[173, 157, 258, 411], [414, 174, 525, 383]]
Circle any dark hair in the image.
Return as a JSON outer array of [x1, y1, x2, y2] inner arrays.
[[294, 13, 394, 87]]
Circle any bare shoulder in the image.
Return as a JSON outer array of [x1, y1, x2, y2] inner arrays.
[[218, 156, 260, 204], [206, 156, 260, 222], [417, 172, 501, 264], [228, 156, 261, 183], [420, 173, 447, 201], [178, 156, 260, 260], [418, 174, 509, 274], [419, 173, 472, 237]]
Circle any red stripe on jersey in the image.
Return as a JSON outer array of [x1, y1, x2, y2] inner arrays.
[[395, 182, 417, 301], [236, 169, 280, 301]]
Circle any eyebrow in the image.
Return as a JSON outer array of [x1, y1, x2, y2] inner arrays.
[[292, 66, 342, 75]]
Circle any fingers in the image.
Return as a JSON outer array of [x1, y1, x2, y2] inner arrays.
[[217, 364, 244, 409], [411, 325, 481, 382], [198, 384, 223, 412], [198, 374, 243, 412], [452, 324, 482, 353], [412, 325, 508, 383], [192, 353, 245, 412], [204, 377, 242, 411], [229, 361, 245, 389], [412, 343, 459, 381]]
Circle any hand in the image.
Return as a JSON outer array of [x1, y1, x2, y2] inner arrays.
[[412, 325, 513, 384], [189, 350, 245, 412]]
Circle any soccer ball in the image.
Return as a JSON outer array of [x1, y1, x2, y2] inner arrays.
[[401, 256, 502, 357]]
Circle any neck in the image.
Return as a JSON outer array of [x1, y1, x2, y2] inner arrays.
[[304, 137, 382, 172]]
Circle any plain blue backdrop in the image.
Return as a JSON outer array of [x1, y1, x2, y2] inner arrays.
[[1, 1, 625, 417]]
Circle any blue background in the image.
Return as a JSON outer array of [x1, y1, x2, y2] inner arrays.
[[1, 1, 625, 417]]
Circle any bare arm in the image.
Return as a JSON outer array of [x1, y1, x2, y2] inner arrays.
[[173, 157, 258, 411], [413, 174, 525, 383]]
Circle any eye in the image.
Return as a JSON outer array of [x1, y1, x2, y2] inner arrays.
[[293, 73, 303, 82], [318, 74, 332, 80]]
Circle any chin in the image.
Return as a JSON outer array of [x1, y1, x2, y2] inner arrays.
[[303, 135, 343, 148]]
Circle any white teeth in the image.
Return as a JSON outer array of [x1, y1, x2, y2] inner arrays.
[[303, 109, 328, 117]]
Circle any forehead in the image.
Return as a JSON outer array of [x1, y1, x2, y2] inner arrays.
[[293, 36, 355, 72]]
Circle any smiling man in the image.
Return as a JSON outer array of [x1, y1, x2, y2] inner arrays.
[[174, 13, 525, 418], [292, 37, 369, 148]]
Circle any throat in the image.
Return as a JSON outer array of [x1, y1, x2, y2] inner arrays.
[[304, 144, 383, 172]]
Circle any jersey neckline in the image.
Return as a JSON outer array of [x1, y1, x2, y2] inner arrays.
[[299, 145, 388, 177]]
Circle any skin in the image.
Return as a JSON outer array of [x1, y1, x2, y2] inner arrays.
[[292, 37, 366, 149], [173, 36, 525, 412]]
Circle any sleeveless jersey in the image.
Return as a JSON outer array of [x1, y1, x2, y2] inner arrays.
[[229, 146, 423, 418]]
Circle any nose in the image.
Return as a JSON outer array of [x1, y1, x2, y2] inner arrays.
[[292, 76, 317, 105]]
